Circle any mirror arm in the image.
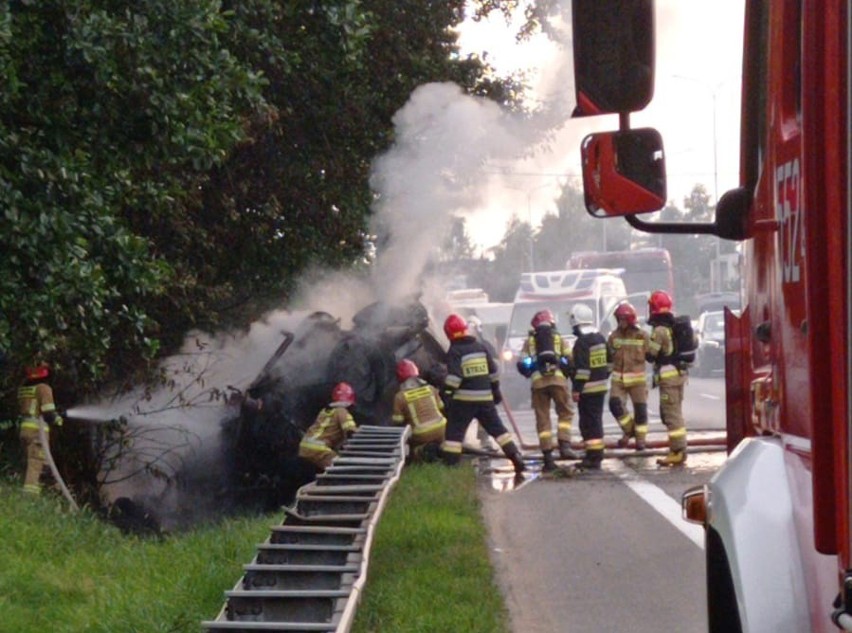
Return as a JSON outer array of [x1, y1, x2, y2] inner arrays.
[[624, 214, 718, 235]]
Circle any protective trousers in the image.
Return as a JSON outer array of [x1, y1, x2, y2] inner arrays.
[[578, 392, 606, 459], [659, 374, 687, 452], [609, 381, 649, 440], [442, 401, 520, 465], [531, 383, 574, 451], [20, 426, 48, 494]]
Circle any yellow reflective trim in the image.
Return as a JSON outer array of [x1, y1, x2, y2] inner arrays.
[[442, 440, 463, 454], [613, 338, 645, 346], [413, 419, 446, 435], [669, 428, 688, 439], [495, 433, 513, 446], [404, 386, 433, 402], [589, 348, 607, 368]]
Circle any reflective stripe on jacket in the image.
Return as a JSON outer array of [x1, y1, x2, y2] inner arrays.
[[392, 379, 446, 440], [298, 406, 356, 460], [445, 336, 499, 402], [18, 383, 55, 432], [522, 329, 571, 386], [648, 324, 681, 384], [607, 325, 650, 386], [571, 330, 611, 395]]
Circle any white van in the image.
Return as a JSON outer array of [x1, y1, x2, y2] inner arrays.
[[499, 269, 631, 406]]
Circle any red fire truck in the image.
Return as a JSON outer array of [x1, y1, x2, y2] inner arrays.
[[571, 1, 849, 631]]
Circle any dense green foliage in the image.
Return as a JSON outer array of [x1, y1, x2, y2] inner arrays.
[[0, 0, 512, 406]]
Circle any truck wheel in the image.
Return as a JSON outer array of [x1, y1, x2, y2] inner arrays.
[[706, 527, 743, 633]]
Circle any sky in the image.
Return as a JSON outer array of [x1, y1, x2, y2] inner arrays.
[[416, 0, 748, 251]]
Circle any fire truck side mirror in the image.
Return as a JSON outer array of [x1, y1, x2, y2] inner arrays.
[[714, 187, 752, 240], [580, 128, 667, 217], [571, 0, 655, 116]]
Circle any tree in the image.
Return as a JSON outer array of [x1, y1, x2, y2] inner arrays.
[[0, 0, 511, 404]]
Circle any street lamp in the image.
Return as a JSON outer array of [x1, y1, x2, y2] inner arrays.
[[671, 74, 735, 291]]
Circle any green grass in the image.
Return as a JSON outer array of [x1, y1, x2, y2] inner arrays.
[[0, 463, 510, 633], [0, 483, 275, 633], [352, 463, 511, 633]]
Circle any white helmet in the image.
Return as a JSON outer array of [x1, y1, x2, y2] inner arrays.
[[569, 304, 594, 328]]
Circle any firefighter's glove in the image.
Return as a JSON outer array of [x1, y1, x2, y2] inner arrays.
[[54, 415, 63, 427], [491, 385, 503, 406]]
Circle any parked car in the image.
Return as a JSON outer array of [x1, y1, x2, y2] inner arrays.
[[694, 310, 726, 377]]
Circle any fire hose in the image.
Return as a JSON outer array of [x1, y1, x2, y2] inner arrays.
[[37, 421, 79, 511], [500, 395, 728, 453]]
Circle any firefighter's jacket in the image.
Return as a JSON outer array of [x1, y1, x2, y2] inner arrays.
[[647, 316, 682, 385], [298, 405, 356, 466], [571, 326, 611, 395], [607, 324, 650, 387], [445, 335, 500, 403], [521, 327, 572, 388], [18, 381, 58, 432], [392, 377, 446, 445]]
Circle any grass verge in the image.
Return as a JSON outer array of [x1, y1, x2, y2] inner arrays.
[[352, 463, 510, 633], [1, 463, 509, 633], [0, 481, 275, 633]]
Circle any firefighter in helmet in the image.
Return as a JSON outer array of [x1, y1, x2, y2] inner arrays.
[[392, 359, 446, 462], [441, 313, 526, 474], [607, 302, 651, 449], [646, 290, 688, 466], [518, 309, 577, 471], [568, 304, 611, 470], [18, 363, 63, 495], [298, 382, 358, 474]]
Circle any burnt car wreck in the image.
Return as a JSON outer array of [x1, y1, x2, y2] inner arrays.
[[219, 297, 448, 509]]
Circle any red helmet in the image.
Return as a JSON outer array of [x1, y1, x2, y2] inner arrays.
[[331, 382, 356, 406], [396, 359, 419, 382], [614, 303, 638, 326], [24, 364, 49, 381], [443, 313, 469, 340], [648, 290, 674, 316], [531, 309, 556, 329]]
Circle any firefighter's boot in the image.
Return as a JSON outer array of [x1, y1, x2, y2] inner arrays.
[[657, 450, 687, 467], [634, 425, 648, 451], [541, 450, 558, 472], [578, 449, 603, 471], [616, 414, 635, 448], [558, 440, 581, 461], [504, 443, 527, 474]]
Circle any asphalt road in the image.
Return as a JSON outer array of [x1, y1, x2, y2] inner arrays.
[[474, 375, 728, 633]]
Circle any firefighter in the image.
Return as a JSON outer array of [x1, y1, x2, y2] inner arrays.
[[17, 363, 63, 495], [607, 302, 651, 450], [297, 382, 358, 474], [518, 309, 577, 471], [441, 314, 526, 474], [568, 304, 610, 470], [391, 359, 446, 462], [646, 290, 689, 466]]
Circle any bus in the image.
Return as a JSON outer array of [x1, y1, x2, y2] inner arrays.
[[567, 248, 675, 301]]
